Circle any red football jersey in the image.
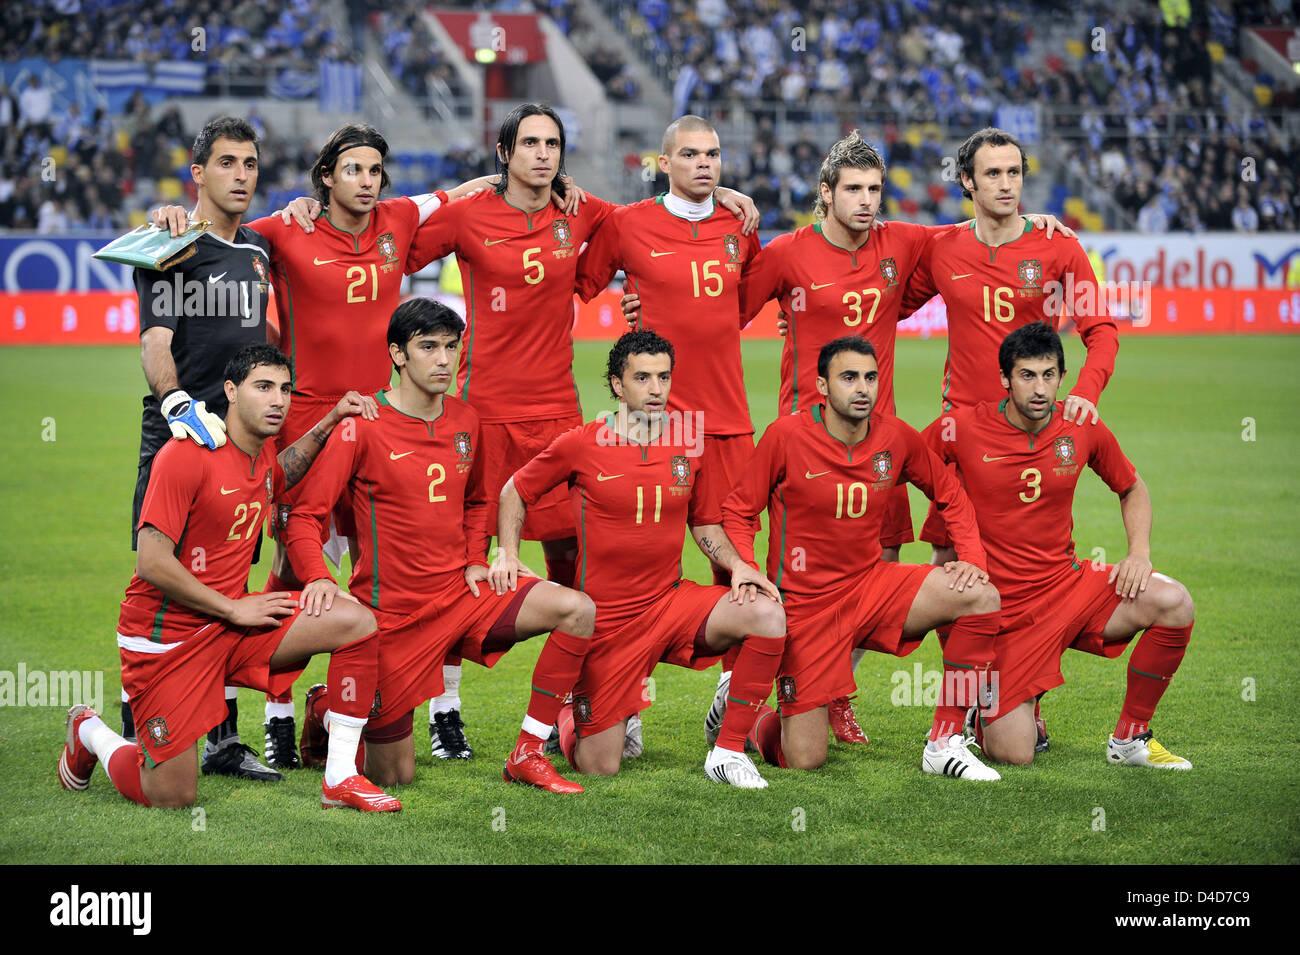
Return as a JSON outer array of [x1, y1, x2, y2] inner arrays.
[[927, 399, 1137, 605], [249, 195, 437, 400], [739, 221, 932, 418], [284, 392, 488, 616], [904, 220, 1119, 412], [406, 190, 616, 423], [575, 196, 761, 437], [119, 438, 282, 641], [723, 406, 985, 600], [511, 417, 721, 619]]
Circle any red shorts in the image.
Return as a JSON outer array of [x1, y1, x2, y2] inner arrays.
[[984, 564, 1125, 723], [777, 562, 932, 716], [276, 392, 356, 540], [119, 603, 307, 767], [366, 576, 541, 732], [486, 414, 583, 541], [880, 484, 914, 549], [700, 432, 754, 516], [573, 581, 725, 738]]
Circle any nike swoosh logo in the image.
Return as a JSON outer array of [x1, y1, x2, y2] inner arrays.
[[982, 454, 1012, 462], [649, 250, 676, 257], [208, 272, 227, 284], [805, 470, 830, 479], [390, 451, 415, 461], [596, 472, 623, 482], [313, 257, 340, 266], [483, 238, 510, 246], [810, 282, 834, 290], [219, 486, 238, 495], [950, 273, 974, 280]]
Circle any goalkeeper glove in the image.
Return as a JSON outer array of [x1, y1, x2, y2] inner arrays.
[[160, 389, 226, 449]]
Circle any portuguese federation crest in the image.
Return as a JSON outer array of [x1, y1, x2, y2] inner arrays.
[[879, 257, 899, 286], [670, 455, 692, 487], [574, 695, 593, 724], [454, 431, 473, 462], [724, 234, 741, 264], [779, 676, 797, 704], [250, 254, 268, 283], [1054, 436, 1076, 466], [376, 231, 398, 264], [871, 451, 893, 481], [552, 219, 573, 248], [265, 469, 274, 502], [1018, 258, 1043, 289], [144, 716, 170, 746]]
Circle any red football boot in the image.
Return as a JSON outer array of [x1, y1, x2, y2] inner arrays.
[[503, 741, 583, 794], [59, 704, 100, 791], [321, 775, 401, 812], [828, 696, 870, 745]]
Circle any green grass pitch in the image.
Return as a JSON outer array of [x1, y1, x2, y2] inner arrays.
[[1, 336, 1296, 864]]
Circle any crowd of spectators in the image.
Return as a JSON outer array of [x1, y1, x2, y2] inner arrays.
[[3, 0, 354, 96]]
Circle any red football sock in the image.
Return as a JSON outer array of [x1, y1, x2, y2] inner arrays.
[[721, 644, 741, 673], [1115, 622, 1192, 740], [716, 633, 784, 751], [930, 610, 998, 742], [326, 630, 379, 722], [544, 555, 576, 589], [518, 630, 589, 748], [751, 704, 786, 768], [557, 701, 578, 769], [105, 744, 150, 806]]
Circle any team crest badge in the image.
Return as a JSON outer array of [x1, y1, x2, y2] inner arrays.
[[265, 469, 274, 502], [574, 695, 593, 724], [250, 254, 268, 283], [454, 431, 472, 462], [274, 503, 292, 536], [369, 688, 383, 718], [779, 676, 797, 704], [879, 257, 899, 286], [376, 231, 399, 264], [723, 234, 741, 264], [1018, 259, 1043, 289], [1054, 436, 1076, 465], [552, 219, 573, 248], [669, 455, 691, 487], [144, 716, 170, 746], [871, 451, 892, 481]]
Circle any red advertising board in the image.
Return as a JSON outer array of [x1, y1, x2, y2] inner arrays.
[[2, 290, 1297, 345]]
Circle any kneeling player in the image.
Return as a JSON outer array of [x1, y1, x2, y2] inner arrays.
[[286, 299, 596, 793], [491, 331, 787, 788], [929, 323, 1193, 767], [59, 345, 399, 811], [722, 337, 1003, 779]]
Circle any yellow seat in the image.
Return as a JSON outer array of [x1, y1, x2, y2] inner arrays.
[[1064, 196, 1087, 219], [128, 210, 149, 227], [171, 146, 190, 169], [1025, 154, 1039, 175], [1081, 211, 1105, 231], [793, 210, 817, 228], [1207, 41, 1224, 63], [1254, 85, 1272, 107], [1065, 39, 1085, 59], [48, 145, 68, 166], [891, 166, 913, 189], [960, 198, 975, 219], [116, 130, 129, 151], [157, 177, 183, 201], [904, 127, 924, 148]]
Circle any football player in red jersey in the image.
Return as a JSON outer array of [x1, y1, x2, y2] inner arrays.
[[285, 299, 596, 793], [152, 123, 507, 765], [904, 127, 1120, 751], [928, 324, 1193, 769], [721, 337, 1003, 780], [59, 344, 404, 812], [491, 331, 787, 788]]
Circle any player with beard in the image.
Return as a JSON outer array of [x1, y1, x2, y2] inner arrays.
[[927, 324, 1192, 769], [721, 337, 1002, 779]]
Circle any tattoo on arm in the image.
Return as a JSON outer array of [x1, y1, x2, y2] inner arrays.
[[139, 525, 175, 550], [310, 425, 328, 446], [698, 535, 722, 563], [280, 446, 310, 490]]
